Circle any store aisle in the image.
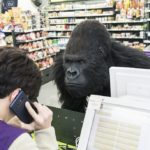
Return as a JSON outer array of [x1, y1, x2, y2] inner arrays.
[[38, 81, 61, 108]]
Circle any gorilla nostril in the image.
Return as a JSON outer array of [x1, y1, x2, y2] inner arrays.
[[67, 70, 77, 77], [72, 71, 77, 76], [67, 68, 79, 79]]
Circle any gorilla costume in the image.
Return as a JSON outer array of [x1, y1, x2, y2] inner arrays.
[[53, 20, 150, 112]]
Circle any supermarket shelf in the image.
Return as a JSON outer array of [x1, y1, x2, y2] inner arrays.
[[49, 22, 78, 25], [46, 29, 73, 31], [108, 29, 144, 32], [34, 54, 56, 61], [77, 6, 113, 10], [144, 40, 150, 44], [44, 6, 113, 12], [16, 35, 62, 44], [28, 47, 45, 52], [49, 20, 146, 25], [15, 28, 47, 34], [16, 36, 48, 44], [49, 36, 70, 38], [113, 37, 144, 40], [49, 13, 114, 19], [1, 30, 12, 33], [102, 20, 147, 24], [28, 46, 56, 52], [45, 0, 149, 51]]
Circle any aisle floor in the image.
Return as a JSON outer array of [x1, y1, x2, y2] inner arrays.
[[38, 81, 61, 108]]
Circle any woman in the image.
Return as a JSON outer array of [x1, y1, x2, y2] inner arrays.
[[0, 47, 58, 150]]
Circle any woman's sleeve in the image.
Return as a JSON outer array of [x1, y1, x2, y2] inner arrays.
[[35, 126, 58, 150], [9, 126, 58, 150]]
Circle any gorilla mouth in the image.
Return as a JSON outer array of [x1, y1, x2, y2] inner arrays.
[[65, 83, 88, 98], [66, 83, 84, 87]]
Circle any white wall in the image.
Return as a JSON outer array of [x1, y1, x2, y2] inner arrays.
[[18, 0, 38, 13]]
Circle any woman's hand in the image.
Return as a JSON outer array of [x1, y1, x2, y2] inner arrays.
[[24, 102, 53, 131], [8, 102, 53, 132]]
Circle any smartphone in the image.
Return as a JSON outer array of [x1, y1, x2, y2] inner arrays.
[[9, 90, 36, 124]]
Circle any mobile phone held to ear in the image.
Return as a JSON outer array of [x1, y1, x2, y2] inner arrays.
[[9, 90, 36, 124]]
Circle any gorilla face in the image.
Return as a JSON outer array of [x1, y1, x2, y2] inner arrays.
[[63, 20, 112, 98], [63, 48, 110, 98], [63, 54, 88, 98]]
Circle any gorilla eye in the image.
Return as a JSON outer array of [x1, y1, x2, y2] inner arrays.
[[78, 60, 85, 64], [65, 59, 71, 64]]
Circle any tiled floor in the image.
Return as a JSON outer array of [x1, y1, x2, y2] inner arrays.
[[38, 81, 61, 108]]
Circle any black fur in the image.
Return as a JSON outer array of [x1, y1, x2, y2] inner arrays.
[[53, 20, 150, 112]]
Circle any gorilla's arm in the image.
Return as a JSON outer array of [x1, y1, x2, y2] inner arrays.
[[111, 40, 150, 68], [53, 53, 87, 112]]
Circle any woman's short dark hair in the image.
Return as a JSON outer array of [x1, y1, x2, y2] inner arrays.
[[0, 47, 42, 100]]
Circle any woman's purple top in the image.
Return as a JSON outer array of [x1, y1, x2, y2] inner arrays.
[[0, 120, 25, 150]]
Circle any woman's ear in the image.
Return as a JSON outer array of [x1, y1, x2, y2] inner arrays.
[[10, 88, 21, 103]]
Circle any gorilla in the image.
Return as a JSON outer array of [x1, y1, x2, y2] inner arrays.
[[53, 20, 150, 112]]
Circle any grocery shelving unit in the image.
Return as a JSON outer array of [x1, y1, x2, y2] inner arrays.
[[12, 29, 61, 84], [0, 7, 59, 84], [45, 0, 148, 50], [144, 0, 150, 46], [1, 0, 150, 84], [45, 0, 115, 49], [106, 20, 146, 49]]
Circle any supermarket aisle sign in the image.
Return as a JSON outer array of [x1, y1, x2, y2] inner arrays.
[[2, 0, 18, 13]]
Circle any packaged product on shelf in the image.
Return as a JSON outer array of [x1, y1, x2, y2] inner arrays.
[[5, 35, 13, 46], [0, 31, 6, 46]]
